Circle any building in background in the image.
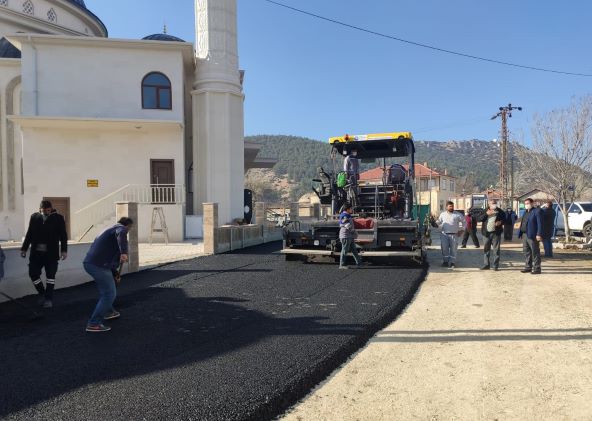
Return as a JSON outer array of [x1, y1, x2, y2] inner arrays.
[[360, 162, 457, 215]]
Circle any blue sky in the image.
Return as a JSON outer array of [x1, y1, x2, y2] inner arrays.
[[87, 0, 592, 143]]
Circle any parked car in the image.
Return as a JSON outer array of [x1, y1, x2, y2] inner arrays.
[[553, 202, 592, 238]]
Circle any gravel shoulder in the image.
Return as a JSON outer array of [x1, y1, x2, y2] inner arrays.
[[282, 240, 592, 420]]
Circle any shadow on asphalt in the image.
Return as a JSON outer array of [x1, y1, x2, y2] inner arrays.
[[0, 241, 428, 420], [1, 289, 365, 418]]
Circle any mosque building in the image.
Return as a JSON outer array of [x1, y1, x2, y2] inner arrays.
[[0, 0, 271, 242]]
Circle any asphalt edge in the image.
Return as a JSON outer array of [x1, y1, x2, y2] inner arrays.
[[249, 261, 430, 421]]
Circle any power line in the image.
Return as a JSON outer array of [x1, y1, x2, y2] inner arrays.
[[262, 0, 592, 77]]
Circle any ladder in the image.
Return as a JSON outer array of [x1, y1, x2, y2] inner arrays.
[[150, 207, 169, 245]]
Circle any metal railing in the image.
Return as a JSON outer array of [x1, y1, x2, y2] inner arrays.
[[72, 184, 185, 241]]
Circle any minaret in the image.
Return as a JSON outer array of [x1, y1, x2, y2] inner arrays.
[[193, 0, 245, 225]]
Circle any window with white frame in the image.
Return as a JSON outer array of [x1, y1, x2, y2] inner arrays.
[[22, 0, 33, 15], [449, 179, 455, 192], [47, 7, 56, 22], [440, 178, 447, 190]]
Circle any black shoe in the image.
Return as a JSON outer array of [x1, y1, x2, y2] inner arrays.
[[474, 245, 480, 248], [480, 266, 490, 270], [449, 263, 455, 269], [493, 267, 499, 271], [520, 268, 532, 273], [441, 262, 448, 267], [531, 270, 541, 275], [460, 245, 467, 248]]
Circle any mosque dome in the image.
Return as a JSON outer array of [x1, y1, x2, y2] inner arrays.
[[0, 0, 107, 37], [0, 38, 21, 59], [142, 33, 185, 42], [66, 0, 87, 9]]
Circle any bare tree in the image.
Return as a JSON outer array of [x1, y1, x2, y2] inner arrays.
[[517, 96, 592, 241]]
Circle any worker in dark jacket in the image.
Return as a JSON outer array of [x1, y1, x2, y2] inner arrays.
[[504, 208, 517, 241], [541, 201, 556, 258], [518, 198, 544, 274], [20, 200, 68, 308], [83, 217, 133, 333], [479, 200, 506, 271]]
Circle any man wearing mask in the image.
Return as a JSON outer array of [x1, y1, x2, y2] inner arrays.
[[435, 201, 466, 269], [518, 198, 544, 274], [504, 208, 517, 241], [541, 200, 556, 258], [479, 199, 506, 271], [20, 200, 68, 308]]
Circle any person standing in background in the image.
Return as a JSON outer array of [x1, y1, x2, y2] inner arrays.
[[518, 198, 544, 275], [504, 207, 517, 241], [461, 210, 480, 248], [479, 200, 506, 271], [541, 201, 556, 258], [435, 202, 466, 269]]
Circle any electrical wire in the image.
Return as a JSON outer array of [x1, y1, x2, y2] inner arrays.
[[262, 0, 592, 77]]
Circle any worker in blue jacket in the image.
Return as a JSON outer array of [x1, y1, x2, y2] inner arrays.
[[517, 198, 544, 274], [83, 217, 133, 333]]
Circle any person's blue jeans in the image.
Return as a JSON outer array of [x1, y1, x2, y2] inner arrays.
[[542, 238, 553, 257], [340, 238, 361, 267], [84, 262, 116, 325]]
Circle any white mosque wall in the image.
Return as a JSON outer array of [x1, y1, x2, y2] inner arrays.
[[20, 41, 186, 122], [20, 124, 184, 233], [0, 59, 23, 240]]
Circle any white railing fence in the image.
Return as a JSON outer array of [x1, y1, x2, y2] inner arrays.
[[72, 184, 185, 241]]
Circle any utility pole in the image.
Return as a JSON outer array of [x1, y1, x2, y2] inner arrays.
[[491, 103, 522, 207]]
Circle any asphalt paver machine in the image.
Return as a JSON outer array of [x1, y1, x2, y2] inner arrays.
[[281, 132, 429, 264]]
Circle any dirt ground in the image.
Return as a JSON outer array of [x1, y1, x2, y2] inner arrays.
[[281, 239, 592, 420]]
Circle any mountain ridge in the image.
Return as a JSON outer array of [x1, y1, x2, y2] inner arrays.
[[245, 135, 512, 202]]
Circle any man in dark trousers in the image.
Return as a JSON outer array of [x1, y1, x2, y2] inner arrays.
[[461, 210, 480, 248], [541, 200, 556, 258], [20, 200, 68, 308], [518, 198, 544, 275], [479, 199, 506, 271], [504, 208, 517, 241], [83, 217, 133, 333]]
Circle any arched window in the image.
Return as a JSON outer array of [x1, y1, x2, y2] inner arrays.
[[22, 0, 33, 15], [142, 72, 172, 110]]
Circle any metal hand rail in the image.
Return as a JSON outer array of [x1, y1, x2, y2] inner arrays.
[[72, 184, 185, 241]]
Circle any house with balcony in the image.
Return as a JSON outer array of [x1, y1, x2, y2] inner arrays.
[[359, 162, 457, 215]]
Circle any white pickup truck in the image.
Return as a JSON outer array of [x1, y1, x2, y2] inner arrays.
[[554, 202, 592, 238]]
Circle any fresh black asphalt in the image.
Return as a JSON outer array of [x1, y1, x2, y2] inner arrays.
[[0, 242, 426, 421]]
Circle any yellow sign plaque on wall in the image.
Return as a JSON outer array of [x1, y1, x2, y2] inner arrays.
[[87, 179, 99, 188]]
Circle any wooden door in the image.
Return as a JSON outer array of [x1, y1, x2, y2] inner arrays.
[[150, 159, 175, 203], [44, 197, 70, 240]]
